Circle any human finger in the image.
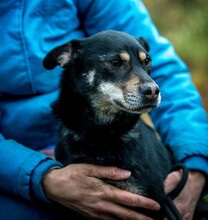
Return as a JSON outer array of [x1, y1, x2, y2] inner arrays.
[[84, 164, 132, 180], [163, 170, 182, 194], [102, 184, 160, 211]]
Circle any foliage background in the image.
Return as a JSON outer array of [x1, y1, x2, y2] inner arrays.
[[143, 0, 208, 111]]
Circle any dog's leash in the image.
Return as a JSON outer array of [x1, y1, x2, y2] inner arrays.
[[164, 163, 189, 220]]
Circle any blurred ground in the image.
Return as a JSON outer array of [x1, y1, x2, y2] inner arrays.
[[143, 0, 208, 111]]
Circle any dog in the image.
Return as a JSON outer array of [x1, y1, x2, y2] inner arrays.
[[43, 30, 185, 219]]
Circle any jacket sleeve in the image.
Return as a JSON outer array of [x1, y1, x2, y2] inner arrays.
[[75, 0, 208, 174], [0, 133, 63, 202]]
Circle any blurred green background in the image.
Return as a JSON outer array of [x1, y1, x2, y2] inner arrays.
[[143, 0, 208, 111]]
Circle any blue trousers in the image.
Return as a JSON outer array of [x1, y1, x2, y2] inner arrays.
[[0, 193, 82, 220]]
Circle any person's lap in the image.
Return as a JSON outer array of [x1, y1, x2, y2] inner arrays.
[[0, 193, 81, 220]]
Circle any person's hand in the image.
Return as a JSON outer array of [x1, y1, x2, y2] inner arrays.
[[42, 163, 160, 220], [164, 169, 206, 220]]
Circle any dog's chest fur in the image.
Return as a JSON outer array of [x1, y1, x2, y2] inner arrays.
[[55, 111, 171, 201]]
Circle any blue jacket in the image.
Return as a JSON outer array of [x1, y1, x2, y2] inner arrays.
[[0, 0, 207, 202]]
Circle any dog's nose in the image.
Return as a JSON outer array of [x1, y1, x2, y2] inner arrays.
[[140, 83, 160, 101]]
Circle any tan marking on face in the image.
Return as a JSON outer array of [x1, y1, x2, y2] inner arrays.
[[120, 52, 130, 62], [138, 52, 146, 61], [125, 75, 140, 90]]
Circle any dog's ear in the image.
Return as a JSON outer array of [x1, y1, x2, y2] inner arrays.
[[137, 37, 150, 52], [43, 40, 81, 70]]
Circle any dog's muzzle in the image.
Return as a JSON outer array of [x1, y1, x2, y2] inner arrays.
[[120, 83, 160, 114]]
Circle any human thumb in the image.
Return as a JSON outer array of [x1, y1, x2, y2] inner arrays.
[[164, 170, 182, 194], [88, 165, 131, 180]]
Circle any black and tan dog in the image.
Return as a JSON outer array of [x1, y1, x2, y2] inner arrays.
[[43, 30, 186, 219]]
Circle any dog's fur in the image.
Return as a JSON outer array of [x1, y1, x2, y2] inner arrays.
[[43, 30, 173, 219]]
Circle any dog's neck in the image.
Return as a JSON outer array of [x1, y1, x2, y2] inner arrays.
[[53, 92, 139, 136]]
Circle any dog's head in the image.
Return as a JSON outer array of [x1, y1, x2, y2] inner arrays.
[[43, 30, 160, 122]]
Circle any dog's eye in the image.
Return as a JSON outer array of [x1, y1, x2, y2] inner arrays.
[[109, 59, 123, 67], [143, 57, 151, 66]]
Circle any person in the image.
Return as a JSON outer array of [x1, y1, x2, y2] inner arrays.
[[0, 0, 207, 219]]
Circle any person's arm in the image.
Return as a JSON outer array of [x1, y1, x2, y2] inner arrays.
[[0, 133, 62, 202]]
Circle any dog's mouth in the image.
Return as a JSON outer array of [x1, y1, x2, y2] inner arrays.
[[114, 100, 157, 114]]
